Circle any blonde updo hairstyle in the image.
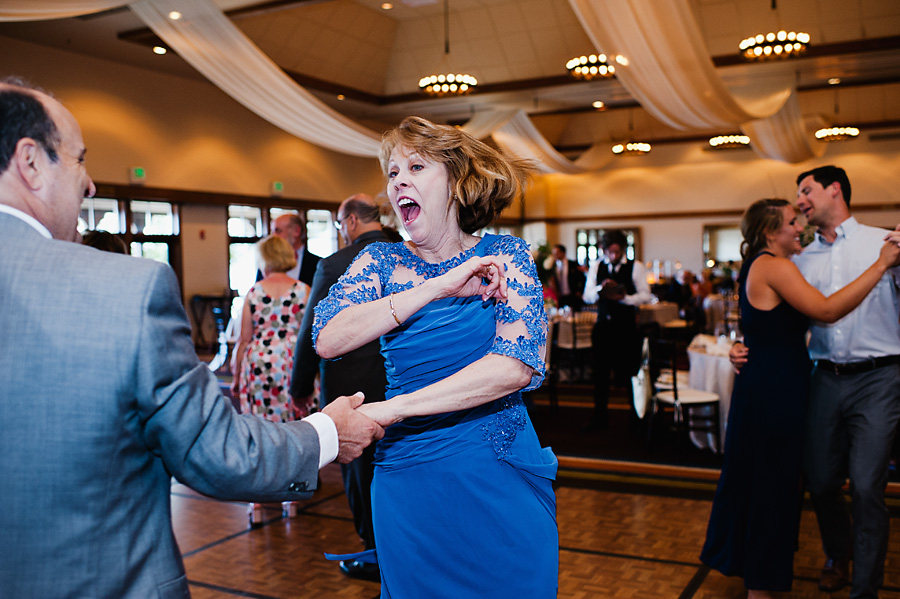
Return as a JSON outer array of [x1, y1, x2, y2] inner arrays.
[[740, 198, 793, 261], [256, 234, 297, 274], [379, 116, 535, 234]]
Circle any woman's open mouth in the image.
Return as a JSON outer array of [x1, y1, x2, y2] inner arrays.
[[398, 197, 420, 224]]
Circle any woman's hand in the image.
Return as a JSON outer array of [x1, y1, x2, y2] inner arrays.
[[881, 231, 900, 268], [729, 342, 748, 374], [433, 255, 508, 303], [357, 401, 402, 428]]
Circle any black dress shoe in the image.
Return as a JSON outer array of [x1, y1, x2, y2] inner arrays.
[[339, 559, 381, 582]]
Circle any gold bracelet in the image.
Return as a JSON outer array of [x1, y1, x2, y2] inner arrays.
[[389, 292, 403, 326]]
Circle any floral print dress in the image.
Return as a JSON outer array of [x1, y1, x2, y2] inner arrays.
[[238, 281, 308, 422]]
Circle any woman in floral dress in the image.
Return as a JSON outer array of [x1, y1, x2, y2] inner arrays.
[[232, 234, 309, 422]]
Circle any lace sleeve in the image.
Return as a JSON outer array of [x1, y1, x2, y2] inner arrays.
[[488, 236, 548, 391], [311, 244, 389, 349]]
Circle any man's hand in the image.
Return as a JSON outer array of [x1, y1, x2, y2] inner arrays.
[[599, 278, 625, 301], [321, 392, 384, 464], [729, 342, 748, 374]]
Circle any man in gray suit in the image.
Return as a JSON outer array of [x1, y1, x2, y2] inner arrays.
[[291, 194, 391, 582], [0, 79, 383, 599]]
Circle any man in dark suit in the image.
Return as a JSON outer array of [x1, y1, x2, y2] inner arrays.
[[291, 193, 391, 582], [260, 212, 320, 286], [583, 230, 652, 429], [552, 244, 586, 310], [0, 78, 383, 599]]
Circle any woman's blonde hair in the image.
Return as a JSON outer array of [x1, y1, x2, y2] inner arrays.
[[740, 198, 792, 260], [379, 116, 535, 234], [256, 234, 297, 274]]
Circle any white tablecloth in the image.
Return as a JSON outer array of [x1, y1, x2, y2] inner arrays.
[[687, 335, 735, 452]]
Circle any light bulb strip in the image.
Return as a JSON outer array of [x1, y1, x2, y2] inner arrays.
[[418, 73, 478, 96], [566, 53, 615, 80], [739, 30, 809, 61], [815, 127, 860, 141], [612, 142, 651, 155]]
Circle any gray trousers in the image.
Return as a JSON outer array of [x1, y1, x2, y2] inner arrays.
[[803, 364, 900, 599]]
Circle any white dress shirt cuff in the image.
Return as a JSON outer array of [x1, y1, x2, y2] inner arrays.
[[303, 412, 338, 468]]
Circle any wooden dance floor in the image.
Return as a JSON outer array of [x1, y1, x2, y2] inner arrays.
[[173, 461, 900, 599]]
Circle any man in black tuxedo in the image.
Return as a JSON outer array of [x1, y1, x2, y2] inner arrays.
[[583, 230, 652, 429], [258, 212, 320, 287], [552, 244, 586, 310], [290, 194, 390, 582]]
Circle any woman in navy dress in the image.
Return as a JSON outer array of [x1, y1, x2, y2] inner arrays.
[[701, 199, 899, 598], [314, 116, 557, 598]]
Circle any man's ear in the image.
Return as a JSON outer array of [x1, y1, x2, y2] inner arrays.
[[14, 137, 44, 191]]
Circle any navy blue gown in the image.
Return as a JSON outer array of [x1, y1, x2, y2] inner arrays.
[[314, 234, 558, 598], [700, 251, 811, 591]]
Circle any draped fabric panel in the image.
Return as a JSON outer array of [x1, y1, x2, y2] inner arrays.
[[0, 0, 128, 21], [742, 89, 826, 163], [489, 110, 612, 174], [568, 0, 791, 131], [128, 0, 383, 157]]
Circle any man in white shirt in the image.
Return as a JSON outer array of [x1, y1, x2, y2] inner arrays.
[[583, 230, 653, 429], [732, 166, 900, 599], [794, 166, 900, 598]]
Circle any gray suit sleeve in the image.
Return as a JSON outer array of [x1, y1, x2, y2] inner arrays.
[[135, 265, 320, 501]]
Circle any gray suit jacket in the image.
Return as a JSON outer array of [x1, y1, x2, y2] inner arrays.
[[0, 212, 321, 599], [290, 230, 390, 407]]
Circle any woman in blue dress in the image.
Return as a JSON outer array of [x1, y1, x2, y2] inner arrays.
[[313, 116, 558, 598], [701, 199, 899, 599]]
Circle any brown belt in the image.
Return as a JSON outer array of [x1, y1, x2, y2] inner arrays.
[[814, 355, 900, 376]]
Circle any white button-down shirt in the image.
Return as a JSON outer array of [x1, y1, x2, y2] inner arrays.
[[792, 216, 900, 362], [583, 257, 653, 306]]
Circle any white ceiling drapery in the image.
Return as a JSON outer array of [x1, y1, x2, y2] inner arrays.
[[2, 0, 825, 166], [0, 0, 128, 21], [568, 0, 822, 163], [128, 0, 383, 158]]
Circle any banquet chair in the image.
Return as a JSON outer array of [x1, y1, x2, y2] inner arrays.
[[646, 339, 720, 448], [545, 310, 596, 411]]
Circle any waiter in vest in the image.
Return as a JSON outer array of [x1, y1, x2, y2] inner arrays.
[[582, 230, 652, 430]]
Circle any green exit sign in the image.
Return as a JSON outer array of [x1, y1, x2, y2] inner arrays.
[[271, 181, 284, 196], [129, 166, 146, 184]]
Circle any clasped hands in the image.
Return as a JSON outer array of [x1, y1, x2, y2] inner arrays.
[[321, 392, 385, 464]]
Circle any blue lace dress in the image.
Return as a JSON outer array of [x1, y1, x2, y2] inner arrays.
[[314, 234, 558, 598]]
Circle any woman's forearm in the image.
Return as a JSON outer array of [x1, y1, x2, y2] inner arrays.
[[316, 280, 439, 359], [378, 354, 533, 425]]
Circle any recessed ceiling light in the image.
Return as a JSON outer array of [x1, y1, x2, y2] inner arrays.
[[153, 46, 167, 55], [592, 100, 606, 110], [337, 94, 346, 100], [828, 77, 841, 85], [168, 11, 182, 20], [381, 3, 393, 9]]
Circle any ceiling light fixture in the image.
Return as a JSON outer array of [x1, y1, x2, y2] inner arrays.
[[612, 142, 651, 155], [612, 110, 650, 155], [816, 87, 860, 141], [566, 54, 615, 80], [709, 135, 750, 149], [152, 45, 167, 55], [418, 0, 477, 96], [738, 0, 808, 61], [815, 127, 859, 141], [168, 11, 182, 20], [592, 100, 606, 111]]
